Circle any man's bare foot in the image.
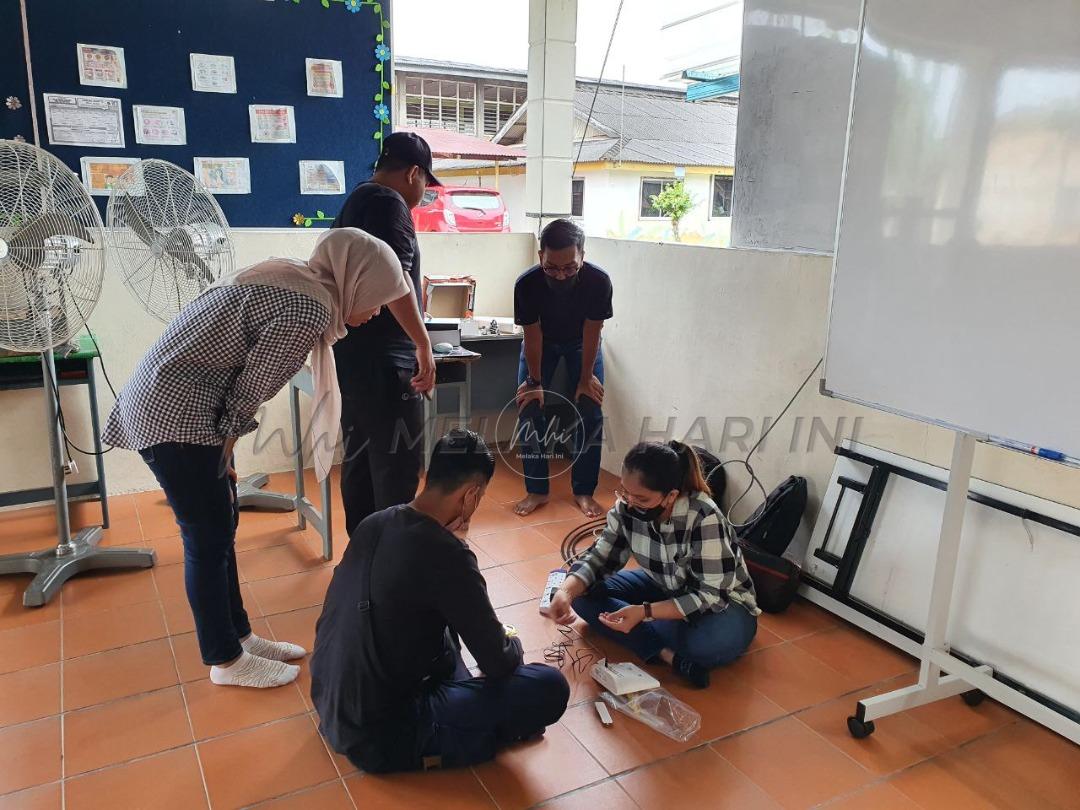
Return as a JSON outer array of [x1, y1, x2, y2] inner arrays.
[[514, 493, 549, 516], [575, 495, 605, 518]]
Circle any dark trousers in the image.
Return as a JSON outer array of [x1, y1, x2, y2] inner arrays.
[[140, 442, 250, 666], [516, 340, 605, 496], [340, 365, 424, 536], [348, 657, 569, 771], [573, 569, 758, 668]]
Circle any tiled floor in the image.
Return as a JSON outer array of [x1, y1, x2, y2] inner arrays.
[[0, 459, 1077, 809]]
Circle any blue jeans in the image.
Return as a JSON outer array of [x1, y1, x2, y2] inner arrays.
[[573, 569, 757, 668], [140, 442, 250, 666], [516, 340, 604, 496], [412, 656, 569, 769]]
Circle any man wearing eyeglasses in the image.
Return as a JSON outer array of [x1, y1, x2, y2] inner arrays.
[[513, 219, 613, 518]]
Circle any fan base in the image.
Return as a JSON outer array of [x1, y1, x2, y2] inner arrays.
[[237, 473, 297, 512], [0, 527, 156, 607]]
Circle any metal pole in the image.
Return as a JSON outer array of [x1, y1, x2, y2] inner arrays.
[[41, 350, 74, 554]]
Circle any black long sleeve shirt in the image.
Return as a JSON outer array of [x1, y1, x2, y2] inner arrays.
[[310, 505, 522, 768]]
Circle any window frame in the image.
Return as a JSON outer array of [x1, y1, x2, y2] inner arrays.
[[639, 177, 678, 220], [481, 83, 527, 137], [710, 174, 734, 219], [571, 176, 585, 218], [402, 76, 478, 135]]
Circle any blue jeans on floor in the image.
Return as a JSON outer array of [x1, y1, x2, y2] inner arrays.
[[384, 656, 569, 770], [516, 340, 604, 496], [140, 442, 250, 666], [573, 569, 757, 668]]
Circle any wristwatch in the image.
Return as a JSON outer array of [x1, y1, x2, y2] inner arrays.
[[642, 603, 654, 622], [524, 375, 541, 388]]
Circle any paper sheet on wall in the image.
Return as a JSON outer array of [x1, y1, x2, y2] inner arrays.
[[77, 44, 127, 89], [190, 53, 237, 94], [299, 160, 346, 194], [249, 105, 296, 143], [44, 94, 125, 148], [133, 105, 187, 146], [194, 157, 251, 195], [79, 156, 140, 196], [306, 59, 343, 98]]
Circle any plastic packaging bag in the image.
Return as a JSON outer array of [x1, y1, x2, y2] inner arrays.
[[600, 688, 701, 742]]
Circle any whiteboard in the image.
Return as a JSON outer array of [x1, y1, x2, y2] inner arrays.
[[805, 443, 1080, 713], [732, 0, 862, 253], [824, 0, 1080, 457]]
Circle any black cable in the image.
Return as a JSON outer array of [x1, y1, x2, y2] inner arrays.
[[571, 0, 626, 178], [559, 517, 605, 565], [724, 357, 823, 528], [41, 356, 113, 458]]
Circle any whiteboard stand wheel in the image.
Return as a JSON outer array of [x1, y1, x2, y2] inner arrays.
[[962, 689, 986, 707], [847, 715, 875, 739]]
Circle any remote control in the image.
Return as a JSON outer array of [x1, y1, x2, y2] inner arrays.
[[538, 570, 568, 616]]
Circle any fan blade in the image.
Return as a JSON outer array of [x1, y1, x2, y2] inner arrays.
[[6, 214, 93, 274], [161, 228, 211, 283], [118, 194, 159, 248]]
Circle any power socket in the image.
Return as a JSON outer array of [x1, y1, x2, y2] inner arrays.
[[63, 460, 78, 476]]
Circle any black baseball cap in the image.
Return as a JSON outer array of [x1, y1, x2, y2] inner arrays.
[[380, 131, 442, 186]]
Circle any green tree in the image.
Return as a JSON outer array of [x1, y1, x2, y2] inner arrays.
[[650, 180, 696, 242]]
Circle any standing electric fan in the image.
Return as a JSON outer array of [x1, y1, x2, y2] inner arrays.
[[107, 159, 293, 510], [0, 140, 155, 606]]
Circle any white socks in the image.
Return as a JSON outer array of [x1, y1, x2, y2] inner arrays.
[[210, 651, 299, 689], [241, 633, 307, 662]]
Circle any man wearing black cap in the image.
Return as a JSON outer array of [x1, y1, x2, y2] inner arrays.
[[332, 132, 440, 535]]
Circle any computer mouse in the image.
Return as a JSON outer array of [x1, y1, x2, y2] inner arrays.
[[434, 342, 454, 354]]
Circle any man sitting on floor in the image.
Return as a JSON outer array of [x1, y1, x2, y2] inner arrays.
[[310, 429, 570, 773]]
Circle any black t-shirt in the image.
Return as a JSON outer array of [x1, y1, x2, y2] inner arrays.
[[513, 261, 614, 343], [332, 182, 422, 377], [309, 505, 522, 769]]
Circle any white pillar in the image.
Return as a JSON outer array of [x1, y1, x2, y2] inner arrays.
[[526, 0, 577, 230]]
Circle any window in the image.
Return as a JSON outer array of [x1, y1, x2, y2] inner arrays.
[[571, 177, 585, 217], [419, 189, 438, 207], [448, 192, 501, 211], [403, 76, 476, 134], [482, 84, 526, 136], [712, 175, 734, 218], [640, 178, 678, 219]]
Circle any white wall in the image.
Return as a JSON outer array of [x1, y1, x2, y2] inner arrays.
[[585, 238, 1080, 522], [6, 232, 1077, 522], [0, 230, 536, 497]]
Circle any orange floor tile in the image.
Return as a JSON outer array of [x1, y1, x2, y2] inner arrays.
[[0, 459, 1076, 808]]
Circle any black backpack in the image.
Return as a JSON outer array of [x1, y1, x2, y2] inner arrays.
[[692, 446, 727, 504], [734, 476, 807, 613], [737, 475, 807, 557]]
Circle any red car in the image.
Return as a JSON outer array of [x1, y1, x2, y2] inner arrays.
[[412, 186, 511, 233]]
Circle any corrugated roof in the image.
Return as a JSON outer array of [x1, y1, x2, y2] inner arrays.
[[572, 89, 737, 166], [398, 127, 525, 161]]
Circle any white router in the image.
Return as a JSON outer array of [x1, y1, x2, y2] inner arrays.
[[590, 658, 661, 696]]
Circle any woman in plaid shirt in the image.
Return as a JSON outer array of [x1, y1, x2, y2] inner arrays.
[[547, 441, 759, 688]]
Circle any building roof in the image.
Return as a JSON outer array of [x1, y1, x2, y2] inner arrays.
[[570, 88, 738, 166], [398, 127, 524, 161]]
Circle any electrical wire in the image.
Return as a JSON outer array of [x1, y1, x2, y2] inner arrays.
[[571, 0, 626, 179], [543, 625, 598, 675], [559, 517, 606, 565], [723, 357, 823, 528]]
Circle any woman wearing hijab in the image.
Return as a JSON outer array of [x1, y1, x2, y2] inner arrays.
[[104, 228, 434, 689]]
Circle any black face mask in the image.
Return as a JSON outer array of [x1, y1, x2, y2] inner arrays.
[[624, 502, 665, 523], [544, 273, 579, 294]]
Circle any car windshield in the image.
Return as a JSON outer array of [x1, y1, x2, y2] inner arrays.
[[420, 189, 438, 206], [449, 193, 501, 211]]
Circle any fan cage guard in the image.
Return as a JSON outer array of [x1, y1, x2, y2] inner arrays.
[[0, 140, 106, 353], [107, 158, 234, 324]]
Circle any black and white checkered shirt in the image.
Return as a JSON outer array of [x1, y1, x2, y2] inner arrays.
[[103, 284, 330, 450], [570, 493, 760, 617]]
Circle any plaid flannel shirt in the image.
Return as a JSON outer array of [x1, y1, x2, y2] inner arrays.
[[569, 492, 760, 617]]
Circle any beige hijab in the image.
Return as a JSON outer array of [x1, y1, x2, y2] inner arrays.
[[225, 228, 409, 481]]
